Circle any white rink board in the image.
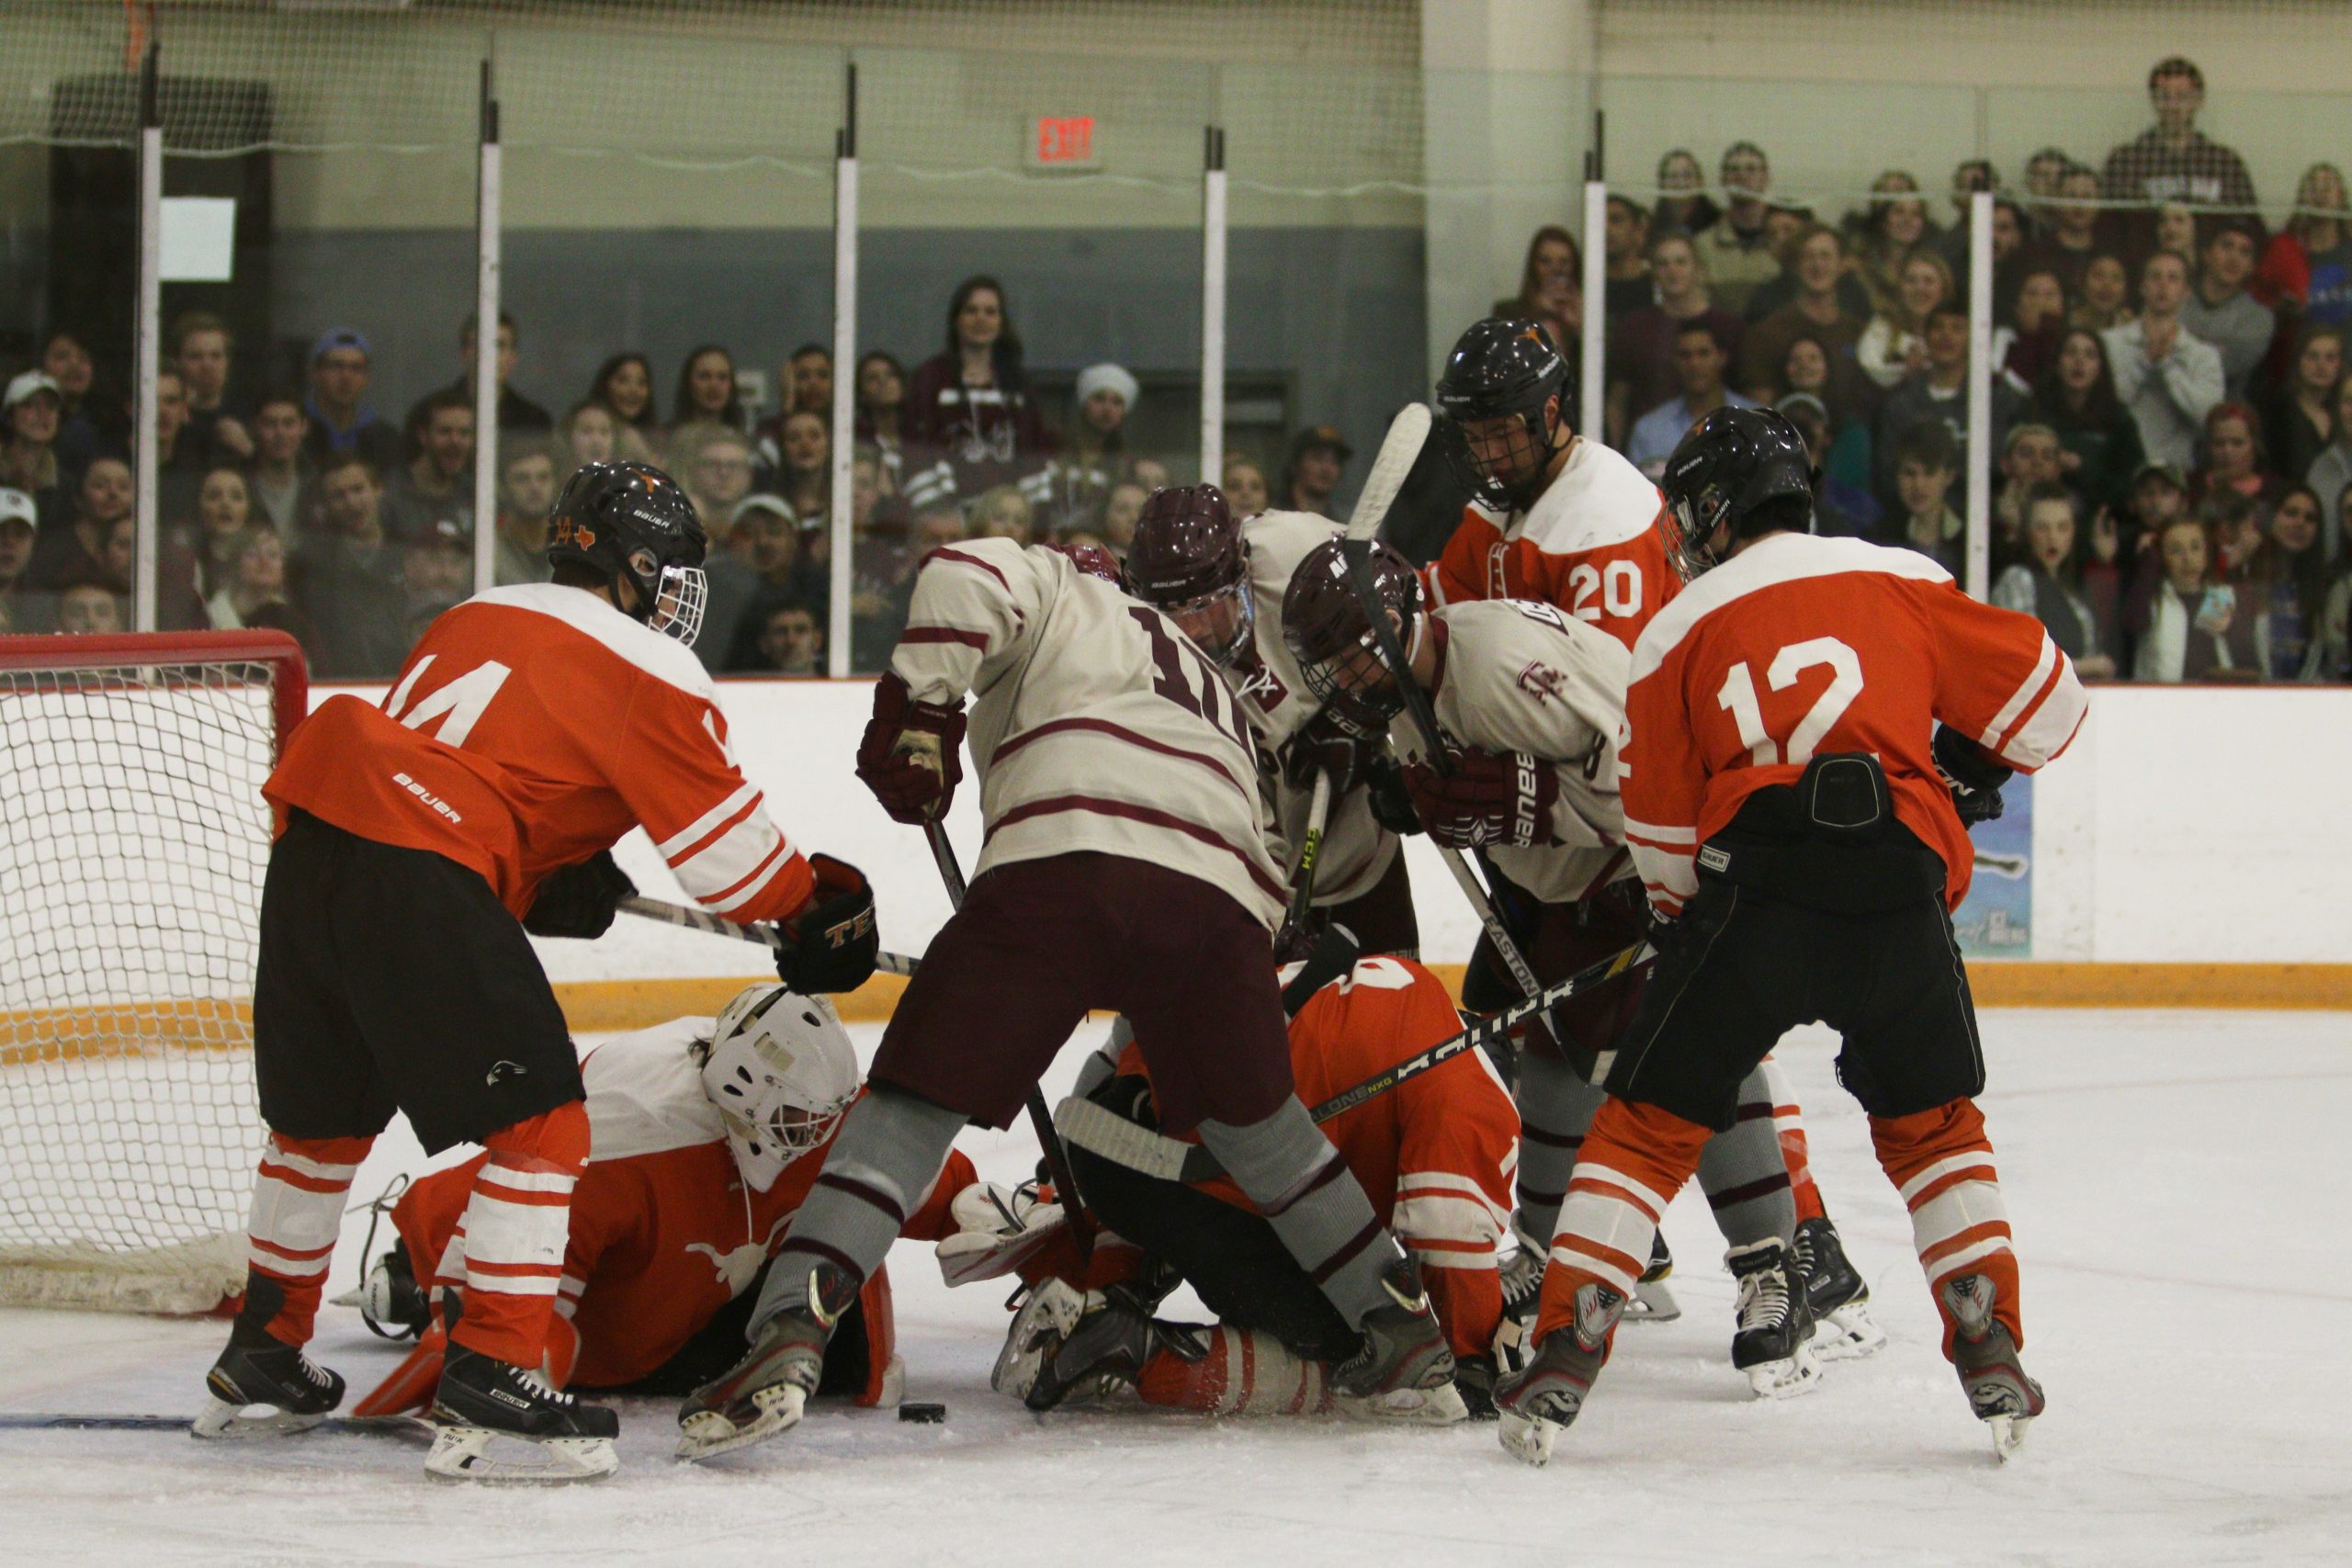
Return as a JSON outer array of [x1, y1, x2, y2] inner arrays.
[[306, 678, 2352, 980]]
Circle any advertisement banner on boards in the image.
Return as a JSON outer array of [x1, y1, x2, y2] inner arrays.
[[1953, 773, 2032, 958]]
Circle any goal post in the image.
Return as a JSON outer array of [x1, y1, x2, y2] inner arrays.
[[0, 631, 308, 1314]]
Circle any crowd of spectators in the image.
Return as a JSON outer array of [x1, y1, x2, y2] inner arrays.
[[1548, 57, 2351, 682]]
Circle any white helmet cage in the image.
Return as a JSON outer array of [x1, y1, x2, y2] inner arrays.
[[699, 984, 859, 1191]]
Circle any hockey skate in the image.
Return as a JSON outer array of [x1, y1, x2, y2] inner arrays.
[[1503, 1217, 1679, 1329], [1791, 1216, 1885, 1359], [192, 1312, 347, 1439], [990, 1279, 1093, 1402], [424, 1343, 618, 1483], [675, 1261, 855, 1461], [1023, 1284, 1207, 1413], [1941, 1273, 2044, 1461], [1624, 1230, 1681, 1324], [1328, 1257, 1457, 1421], [1728, 1238, 1821, 1399], [1494, 1281, 1623, 1467]]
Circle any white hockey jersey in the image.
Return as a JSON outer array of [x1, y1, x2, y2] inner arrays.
[[893, 538, 1288, 927], [1394, 597, 1631, 903]]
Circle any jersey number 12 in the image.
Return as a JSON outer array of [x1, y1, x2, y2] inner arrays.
[[1715, 637, 1862, 766]]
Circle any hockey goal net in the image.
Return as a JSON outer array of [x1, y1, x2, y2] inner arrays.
[[0, 631, 307, 1314]]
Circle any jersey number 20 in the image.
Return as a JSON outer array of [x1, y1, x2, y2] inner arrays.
[[1714, 637, 1862, 766]]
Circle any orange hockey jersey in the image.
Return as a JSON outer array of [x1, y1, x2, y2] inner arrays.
[[390, 1018, 972, 1391], [1120, 957, 1518, 1359], [1622, 534, 2089, 918], [267, 582, 815, 922], [1426, 434, 1680, 653]]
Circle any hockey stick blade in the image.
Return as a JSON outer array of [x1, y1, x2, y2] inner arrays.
[[0, 1413, 432, 1440], [618, 895, 917, 976], [1344, 403, 1435, 541]]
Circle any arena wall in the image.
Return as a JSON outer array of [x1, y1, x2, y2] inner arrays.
[[309, 678, 2352, 1027]]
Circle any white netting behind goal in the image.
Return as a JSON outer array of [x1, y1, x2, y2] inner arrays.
[[0, 635, 299, 1314]]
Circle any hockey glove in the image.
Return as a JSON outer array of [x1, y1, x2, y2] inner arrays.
[[1283, 707, 1374, 795], [1364, 748, 1423, 839], [521, 849, 636, 939], [1402, 743, 1558, 850], [775, 854, 879, 993], [1932, 726, 2012, 827], [1453, 1352, 1501, 1422], [854, 672, 967, 825]]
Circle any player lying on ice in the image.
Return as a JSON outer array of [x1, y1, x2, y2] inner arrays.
[[1487, 406, 2086, 1465], [947, 949, 1514, 1424], [347, 985, 972, 1423], [192, 461, 879, 1482]]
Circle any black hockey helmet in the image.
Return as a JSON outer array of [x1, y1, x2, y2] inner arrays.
[[1281, 536, 1422, 735], [546, 459, 710, 643], [1657, 406, 1815, 581], [1127, 484, 1252, 664], [1433, 317, 1573, 512]]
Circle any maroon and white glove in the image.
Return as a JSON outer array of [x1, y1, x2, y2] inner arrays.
[[1402, 743, 1557, 850], [1283, 706, 1374, 795], [854, 672, 967, 824]]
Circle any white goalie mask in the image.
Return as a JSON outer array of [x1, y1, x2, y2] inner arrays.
[[700, 984, 859, 1191]]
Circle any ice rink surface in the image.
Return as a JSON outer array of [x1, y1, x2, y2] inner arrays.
[[4, 1008, 2348, 1568]]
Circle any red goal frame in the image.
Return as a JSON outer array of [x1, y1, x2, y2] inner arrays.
[[0, 630, 310, 755]]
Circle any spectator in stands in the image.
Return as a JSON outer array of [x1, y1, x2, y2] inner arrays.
[[1857, 250, 1954, 390], [1876, 301, 2019, 504], [409, 310, 553, 449], [2131, 513, 2260, 680], [402, 516, 473, 638], [1938, 195, 2029, 310], [1934, 160, 1999, 273], [1601, 196, 1652, 323], [380, 389, 475, 541], [2312, 480, 2352, 678], [2192, 400, 2279, 511], [40, 329, 107, 480], [910, 498, 967, 563], [2256, 164, 2352, 328], [2022, 148, 2074, 236], [1775, 333, 1874, 499], [2031, 165, 2106, 300], [53, 581, 120, 636], [2179, 220, 2276, 401], [1279, 424, 1351, 516], [758, 409, 831, 525], [1849, 171, 1937, 318], [2151, 204, 2198, 266], [854, 350, 910, 490], [302, 328, 402, 475], [672, 344, 747, 434], [1132, 456, 1174, 492], [1885, 420, 1965, 571], [26, 456, 130, 596], [2240, 482, 2328, 679], [492, 438, 558, 586], [2106, 249, 2225, 471], [1740, 224, 1863, 394], [183, 464, 257, 603], [560, 399, 619, 473], [1033, 362, 1138, 533], [1991, 481, 2119, 678], [2, 370, 65, 527], [0, 487, 42, 633], [2264, 324, 2342, 486], [1101, 479, 1148, 558], [202, 525, 285, 628], [2303, 378, 2352, 567], [172, 312, 251, 462], [1775, 392, 1877, 536], [732, 491, 817, 604], [1692, 142, 1778, 317], [299, 453, 412, 679], [908, 276, 1053, 499], [2127, 460, 2193, 558], [1996, 267, 2069, 395], [244, 390, 316, 541], [2071, 253, 2135, 334], [1627, 320, 1756, 479], [1220, 454, 1270, 519], [973, 485, 1036, 546], [674, 424, 756, 545], [1993, 423, 2068, 565], [148, 368, 212, 525], [589, 353, 661, 450], [786, 344, 832, 416], [1651, 148, 1718, 237], [1609, 231, 1744, 444], [738, 597, 824, 677], [2101, 57, 2261, 244], [1495, 227, 1582, 366]]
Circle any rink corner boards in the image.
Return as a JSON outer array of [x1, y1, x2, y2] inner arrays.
[[546, 962, 2352, 1035]]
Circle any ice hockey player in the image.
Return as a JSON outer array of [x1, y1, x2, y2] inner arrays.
[[675, 536, 1454, 1460], [990, 952, 1514, 1422], [1125, 485, 1417, 955], [1494, 406, 2086, 1466], [1419, 316, 1884, 1376], [194, 460, 878, 1482], [350, 985, 973, 1419]]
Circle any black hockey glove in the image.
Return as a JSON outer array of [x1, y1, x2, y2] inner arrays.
[[1283, 707, 1374, 795], [775, 854, 879, 994], [1932, 726, 2013, 828], [521, 850, 636, 939], [1453, 1352, 1500, 1422], [1363, 747, 1422, 839]]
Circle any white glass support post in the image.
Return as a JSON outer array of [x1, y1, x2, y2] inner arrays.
[[828, 66, 859, 679], [472, 65, 503, 595], [133, 52, 162, 632], [1966, 189, 1994, 601], [1579, 179, 1606, 438], [1200, 126, 1227, 485]]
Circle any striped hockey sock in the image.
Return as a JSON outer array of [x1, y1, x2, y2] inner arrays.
[[1697, 1060, 1802, 1247], [1871, 1098, 2022, 1359], [447, 1101, 589, 1369], [1136, 1327, 1331, 1416], [1532, 1097, 1709, 1348], [239, 1133, 376, 1347], [1756, 1057, 1829, 1224]]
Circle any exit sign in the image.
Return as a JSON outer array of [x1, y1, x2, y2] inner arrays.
[[1028, 116, 1100, 170]]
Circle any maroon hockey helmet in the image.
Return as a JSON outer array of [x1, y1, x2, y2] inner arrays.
[[1126, 484, 1254, 664], [1040, 539, 1125, 589], [1281, 536, 1422, 735]]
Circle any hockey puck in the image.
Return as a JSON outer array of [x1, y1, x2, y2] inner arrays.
[[898, 1402, 947, 1424]]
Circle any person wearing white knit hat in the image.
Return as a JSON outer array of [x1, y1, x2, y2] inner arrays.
[[1029, 362, 1143, 537]]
